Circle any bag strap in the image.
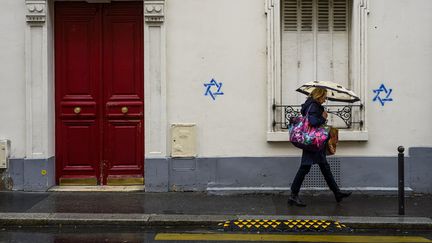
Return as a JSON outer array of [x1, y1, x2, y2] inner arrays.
[[305, 103, 313, 116]]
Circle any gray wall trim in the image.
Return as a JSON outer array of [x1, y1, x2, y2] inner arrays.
[[4, 147, 430, 194], [145, 158, 169, 192], [6, 157, 55, 192], [7, 159, 24, 190], [145, 148, 431, 194], [408, 147, 432, 194]]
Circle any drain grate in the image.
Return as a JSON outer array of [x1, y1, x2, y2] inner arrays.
[[303, 158, 341, 187]]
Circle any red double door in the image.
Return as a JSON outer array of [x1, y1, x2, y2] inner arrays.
[[55, 2, 144, 185]]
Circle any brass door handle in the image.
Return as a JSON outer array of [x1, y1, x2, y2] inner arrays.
[[121, 107, 128, 114], [74, 107, 81, 114]]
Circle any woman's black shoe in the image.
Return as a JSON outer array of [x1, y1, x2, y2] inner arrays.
[[335, 191, 352, 203], [288, 194, 306, 207]]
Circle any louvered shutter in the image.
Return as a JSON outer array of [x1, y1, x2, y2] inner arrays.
[[282, 0, 297, 31], [281, 0, 350, 104], [331, 0, 350, 95]]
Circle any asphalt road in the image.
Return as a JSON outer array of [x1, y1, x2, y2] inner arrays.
[[0, 226, 431, 243]]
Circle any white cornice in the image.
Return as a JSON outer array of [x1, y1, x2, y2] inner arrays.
[[144, 0, 165, 23], [26, 0, 46, 26]]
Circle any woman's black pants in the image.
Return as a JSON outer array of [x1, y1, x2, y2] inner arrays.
[[290, 162, 340, 195]]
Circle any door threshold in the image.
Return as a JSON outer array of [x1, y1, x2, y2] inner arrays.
[[48, 185, 145, 192]]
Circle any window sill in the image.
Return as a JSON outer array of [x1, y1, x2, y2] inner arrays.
[[267, 131, 368, 142]]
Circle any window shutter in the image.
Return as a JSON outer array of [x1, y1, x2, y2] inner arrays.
[[282, 0, 298, 31], [318, 0, 330, 31], [301, 0, 313, 31], [333, 0, 348, 31], [282, 0, 349, 33], [281, 0, 350, 104]]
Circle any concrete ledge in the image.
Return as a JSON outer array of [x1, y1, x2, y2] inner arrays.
[[207, 187, 414, 196], [0, 213, 430, 229], [147, 214, 237, 226], [48, 185, 145, 192], [0, 213, 150, 226], [336, 216, 432, 229]]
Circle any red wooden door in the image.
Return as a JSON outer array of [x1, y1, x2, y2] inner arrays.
[[55, 2, 144, 185], [102, 3, 144, 185]]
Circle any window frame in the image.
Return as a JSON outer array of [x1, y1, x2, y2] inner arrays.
[[265, 0, 369, 141]]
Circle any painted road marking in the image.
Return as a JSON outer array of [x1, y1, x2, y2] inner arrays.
[[155, 233, 432, 242]]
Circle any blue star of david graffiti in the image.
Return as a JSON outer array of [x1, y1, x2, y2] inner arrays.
[[204, 79, 224, 100], [373, 84, 393, 106]]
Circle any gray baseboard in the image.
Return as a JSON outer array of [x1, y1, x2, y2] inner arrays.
[[145, 147, 431, 194], [408, 147, 432, 194], [8, 157, 55, 191], [3, 147, 430, 194]]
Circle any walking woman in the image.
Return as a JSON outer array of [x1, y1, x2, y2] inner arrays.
[[288, 87, 351, 207]]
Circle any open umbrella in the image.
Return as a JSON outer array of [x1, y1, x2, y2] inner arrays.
[[296, 81, 360, 103]]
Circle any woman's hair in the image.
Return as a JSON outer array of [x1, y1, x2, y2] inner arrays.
[[310, 87, 327, 101]]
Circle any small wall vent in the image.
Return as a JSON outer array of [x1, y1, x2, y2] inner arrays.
[[303, 158, 341, 187]]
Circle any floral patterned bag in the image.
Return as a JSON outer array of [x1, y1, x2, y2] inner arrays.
[[288, 106, 329, 151]]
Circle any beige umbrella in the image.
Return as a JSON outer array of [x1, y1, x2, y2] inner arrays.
[[296, 81, 360, 103]]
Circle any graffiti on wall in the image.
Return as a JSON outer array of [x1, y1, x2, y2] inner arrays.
[[373, 84, 393, 106], [204, 79, 224, 101]]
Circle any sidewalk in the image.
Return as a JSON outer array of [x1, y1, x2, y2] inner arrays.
[[0, 191, 431, 229]]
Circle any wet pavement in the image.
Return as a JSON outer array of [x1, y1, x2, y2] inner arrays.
[[0, 226, 431, 243], [0, 192, 431, 217]]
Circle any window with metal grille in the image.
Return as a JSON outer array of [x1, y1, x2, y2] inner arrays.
[[279, 0, 358, 130]]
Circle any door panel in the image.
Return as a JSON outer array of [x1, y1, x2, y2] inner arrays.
[[56, 4, 100, 101], [60, 120, 99, 173], [55, 2, 144, 185], [110, 22, 136, 94], [55, 3, 101, 183], [106, 101, 143, 119], [102, 3, 144, 183], [103, 3, 143, 103], [105, 120, 143, 172]]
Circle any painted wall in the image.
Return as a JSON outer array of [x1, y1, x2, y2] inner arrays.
[[0, 0, 430, 160], [366, 0, 432, 154], [0, 1, 26, 159], [165, 0, 432, 158], [166, 0, 269, 157], [0, 0, 56, 160]]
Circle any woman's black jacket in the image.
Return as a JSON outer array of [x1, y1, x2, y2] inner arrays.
[[300, 97, 326, 127]]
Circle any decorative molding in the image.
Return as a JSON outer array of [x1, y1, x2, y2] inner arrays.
[[144, 0, 167, 158], [25, 0, 50, 159], [265, 0, 281, 133], [144, 1, 165, 23], [352, 0, 369, 132], [26, 0, 46, 26]]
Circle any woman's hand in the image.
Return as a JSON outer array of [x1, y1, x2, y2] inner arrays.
[[322, 111, 328, 119]]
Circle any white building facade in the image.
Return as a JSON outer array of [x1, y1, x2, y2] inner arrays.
[[0, 0, 431, 193]]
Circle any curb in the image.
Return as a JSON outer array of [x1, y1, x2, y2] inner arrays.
[[0, 213, 431, 230]]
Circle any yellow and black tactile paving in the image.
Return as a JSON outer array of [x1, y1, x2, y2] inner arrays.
[[218, 219, 352, 233]]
